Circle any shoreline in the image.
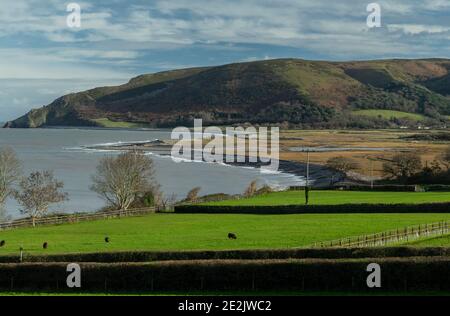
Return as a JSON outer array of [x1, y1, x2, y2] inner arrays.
[[84, 140, 340, 187]]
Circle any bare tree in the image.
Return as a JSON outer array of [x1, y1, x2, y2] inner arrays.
[[14, 171, 68, 227], [91, 151, 157, 210], [186, 187, 201, 202], [244, 180, 258, 197], [440, 145, 450, 170], [0, 147, 22, 213], [326, 156, 360, 184], [326, 156, 360, 174], [155, 192, 177, 211], [383, 152, 422, 180]]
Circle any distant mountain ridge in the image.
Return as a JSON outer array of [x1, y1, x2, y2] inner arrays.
[[5, 58, 450, 129]]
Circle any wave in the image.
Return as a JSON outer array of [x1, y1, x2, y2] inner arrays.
[[63, 147, 122, 154], [86, 139, 161, 148], [66, 139, 306, 188]]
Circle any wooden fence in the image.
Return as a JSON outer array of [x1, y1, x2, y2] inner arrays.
[[314, 220, 450, 248], [0, 207, 156, 231]]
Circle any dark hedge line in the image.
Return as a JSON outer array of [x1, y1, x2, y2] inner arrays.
[[290, 185, 418, 192], [422, 185, 450, 192], [1, 257, 450, 292], [325, 185, 418, 192], [174, 202, 450, 214], [1, 247, 449, 263], [291, 185, 450, 192]]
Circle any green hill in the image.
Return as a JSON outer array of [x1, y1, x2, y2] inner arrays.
[[352, 109, 427, 122], [5, 58, 450, 129]]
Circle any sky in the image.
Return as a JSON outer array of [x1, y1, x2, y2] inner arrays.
[[1, 0, 450, 120]]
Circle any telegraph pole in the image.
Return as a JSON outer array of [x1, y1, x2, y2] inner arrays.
[[370, 159, 374, 189], [305, 150, 310, 205], [306, 150, 310, 187], [367, 156, 376, 189]]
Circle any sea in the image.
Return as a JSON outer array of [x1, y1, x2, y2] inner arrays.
[[0, 127, 305, 218]]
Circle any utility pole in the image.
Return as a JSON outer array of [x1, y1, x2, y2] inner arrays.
[[370, 159, 374, 189], [306, 150, 310, 187], [305, 150, 310, 205]]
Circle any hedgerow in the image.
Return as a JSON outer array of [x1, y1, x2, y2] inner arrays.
[[174, 202, 450, 214], [0, 247, 448, 263], [0, 257, 449, 292]]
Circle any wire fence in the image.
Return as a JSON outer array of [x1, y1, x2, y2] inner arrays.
[[0, 207, 156, 231], [314, 220, 450, 248]]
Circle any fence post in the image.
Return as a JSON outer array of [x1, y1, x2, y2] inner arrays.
[[315, 220, 450, 249]]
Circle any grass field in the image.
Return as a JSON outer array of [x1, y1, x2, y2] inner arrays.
[[2, 213, 450, 255], [351, 110, 426, 121], [405, 234, 450, 247], [91, 118, 150, 128], [201, 191, 450, 206]]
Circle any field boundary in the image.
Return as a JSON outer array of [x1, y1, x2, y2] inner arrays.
[[289, 185, 419, 192], [1, 257, 450, 292], [0, 207, 155, 231], [1, 247, 450, 263], [316, 221, 450, 248], [174, 202, 450, 214]]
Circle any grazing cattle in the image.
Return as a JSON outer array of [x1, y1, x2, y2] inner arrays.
[[228, 233, 237, 240], [105, 237, 110, 243], [43, 242, 48, 249], [0, 240, 5, 247]]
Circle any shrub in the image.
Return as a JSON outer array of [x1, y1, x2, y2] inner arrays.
[[1, 247, 447, 263], [244, 180, 258, 198], [130, 191, 157, 208], [331, 185, 418, 192], [174, 202, 450, 214], [255, 185, 273, 195], [197, 193, 233, 203], [423, 184, 450, 192], [0, 257, 449, 292], [289, 185, 418, 192], [186, 187, 201, 203]]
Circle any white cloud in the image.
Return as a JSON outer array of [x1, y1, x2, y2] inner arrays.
[[388, 24, 450, 35], [0, 1, 448, 77], [1, 0, 449, 59], [423, 0, 450, 10], [0, 78, 127, 120], [0, 48, 133, 79], [57, 49, 140, 60]]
